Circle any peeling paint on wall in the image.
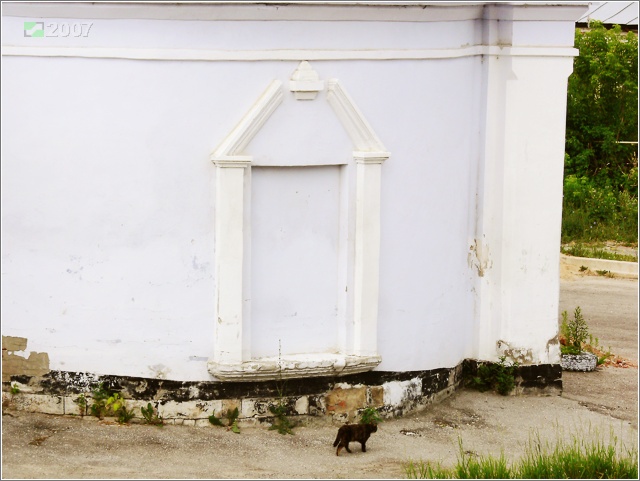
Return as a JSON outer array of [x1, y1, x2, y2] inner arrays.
[[2, 336, 50, 382], [468, 239, 492, 277], [496, 340, 534, 364]]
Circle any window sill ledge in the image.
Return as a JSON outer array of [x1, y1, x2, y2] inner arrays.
[[208, 353, 381, 382]]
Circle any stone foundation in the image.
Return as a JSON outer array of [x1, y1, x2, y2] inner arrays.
[[2, 361, 562, 425]]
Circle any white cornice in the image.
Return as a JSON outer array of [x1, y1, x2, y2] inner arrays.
[[1, 2, 485, 22], [0, 2, 588, 22], [0, 46, 580, 61]]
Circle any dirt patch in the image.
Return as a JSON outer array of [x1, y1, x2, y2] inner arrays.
[[2, 275, 637, 479]]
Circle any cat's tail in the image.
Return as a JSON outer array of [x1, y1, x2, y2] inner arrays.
[[332, 433, 340, 447]]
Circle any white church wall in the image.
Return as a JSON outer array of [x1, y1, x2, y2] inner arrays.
[[1, 2, 587, 383]]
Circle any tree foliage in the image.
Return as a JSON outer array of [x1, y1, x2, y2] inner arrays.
[[565, 22, 638, 192]]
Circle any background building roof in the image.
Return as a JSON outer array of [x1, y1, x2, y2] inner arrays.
[[578, 1, 639, 29]]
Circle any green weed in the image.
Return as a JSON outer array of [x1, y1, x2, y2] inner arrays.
[[268, 402, 294, 435], [561, 244, 637, 262], [468, 356, 519, 395], [267, 339, 295, 435], [404, 428, 638, 479], [73, 393, 87, 416], [90, 383, 111, 419], [140, 402, 164, 426], [89, 383, 134, 423], [560, 307, 589, 355], [561, 177, 638, 245], [359, 406, 383, 425], [209, 407, 240, 433]]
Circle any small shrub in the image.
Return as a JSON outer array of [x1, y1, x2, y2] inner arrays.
[[90, 383, 111, 419], [140, 402, 163, 426], [105, 392, 134, 424], [268, 403, 294, 435], [2, 383, 21, 413], [561, 176, 638, 245], [209, 407, 240, 433], [73, 393, 87, 416], [88, 384, 133, 423], [468, 356, 519, 396], [560, 307, 589, 355], [359, 407, 383, 425]]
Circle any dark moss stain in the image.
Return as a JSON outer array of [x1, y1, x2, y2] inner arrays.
[[308, 395, 325, 415], [462, 359, 562, 392], [8, 375, 32, 385], [516, 363, 562, 391]]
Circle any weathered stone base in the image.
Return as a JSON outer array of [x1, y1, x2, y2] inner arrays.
[[2, 361, 563, 425]]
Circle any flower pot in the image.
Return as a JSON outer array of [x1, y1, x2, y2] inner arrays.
[[560, 352, 598, 372]]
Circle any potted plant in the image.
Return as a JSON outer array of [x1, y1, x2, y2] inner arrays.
[[559, 307, 597, 371]]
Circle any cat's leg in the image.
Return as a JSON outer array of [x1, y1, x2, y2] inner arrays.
[[361, 441, 366, 452], [345, 442, 352, 453]]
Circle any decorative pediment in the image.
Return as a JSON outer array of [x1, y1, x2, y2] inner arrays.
[[210, 79, 284, 164], [211, 62, 390, 162]]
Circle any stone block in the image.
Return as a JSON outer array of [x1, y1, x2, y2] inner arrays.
[[221, 399, 240, 417], [62, 395, 89, 416], [241, 398, 272, 418], [369, 386, 384, 407], [325, 386, 366, 415], [14, 393, 64, 415], [294, 395, 309, 415], [561, 352, 597, 372], [158, 400, 220, 419]]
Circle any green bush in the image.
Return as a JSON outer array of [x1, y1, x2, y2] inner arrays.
[[560, 307, 589, 355], [468, 356, 519, 396], [565, 22, 638, 191], [359, 407, 383, 425], [561, 175, 638, 244], [562, 22, 638, 246]]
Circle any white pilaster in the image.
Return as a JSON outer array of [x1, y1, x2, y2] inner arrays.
[[352, 152, 387, 356], [213, 157, 251, 364], [475, 17, 577, 363], [209, 81, 283, 367]]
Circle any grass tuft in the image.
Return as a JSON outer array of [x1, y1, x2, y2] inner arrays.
[[404, 427, 638, 479], [561, 244, 638, 262]]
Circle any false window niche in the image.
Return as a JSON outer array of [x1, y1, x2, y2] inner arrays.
[[208, 62, 389, 381]]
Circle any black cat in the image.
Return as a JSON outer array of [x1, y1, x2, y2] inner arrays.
[[332, 422, 378, 456]]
